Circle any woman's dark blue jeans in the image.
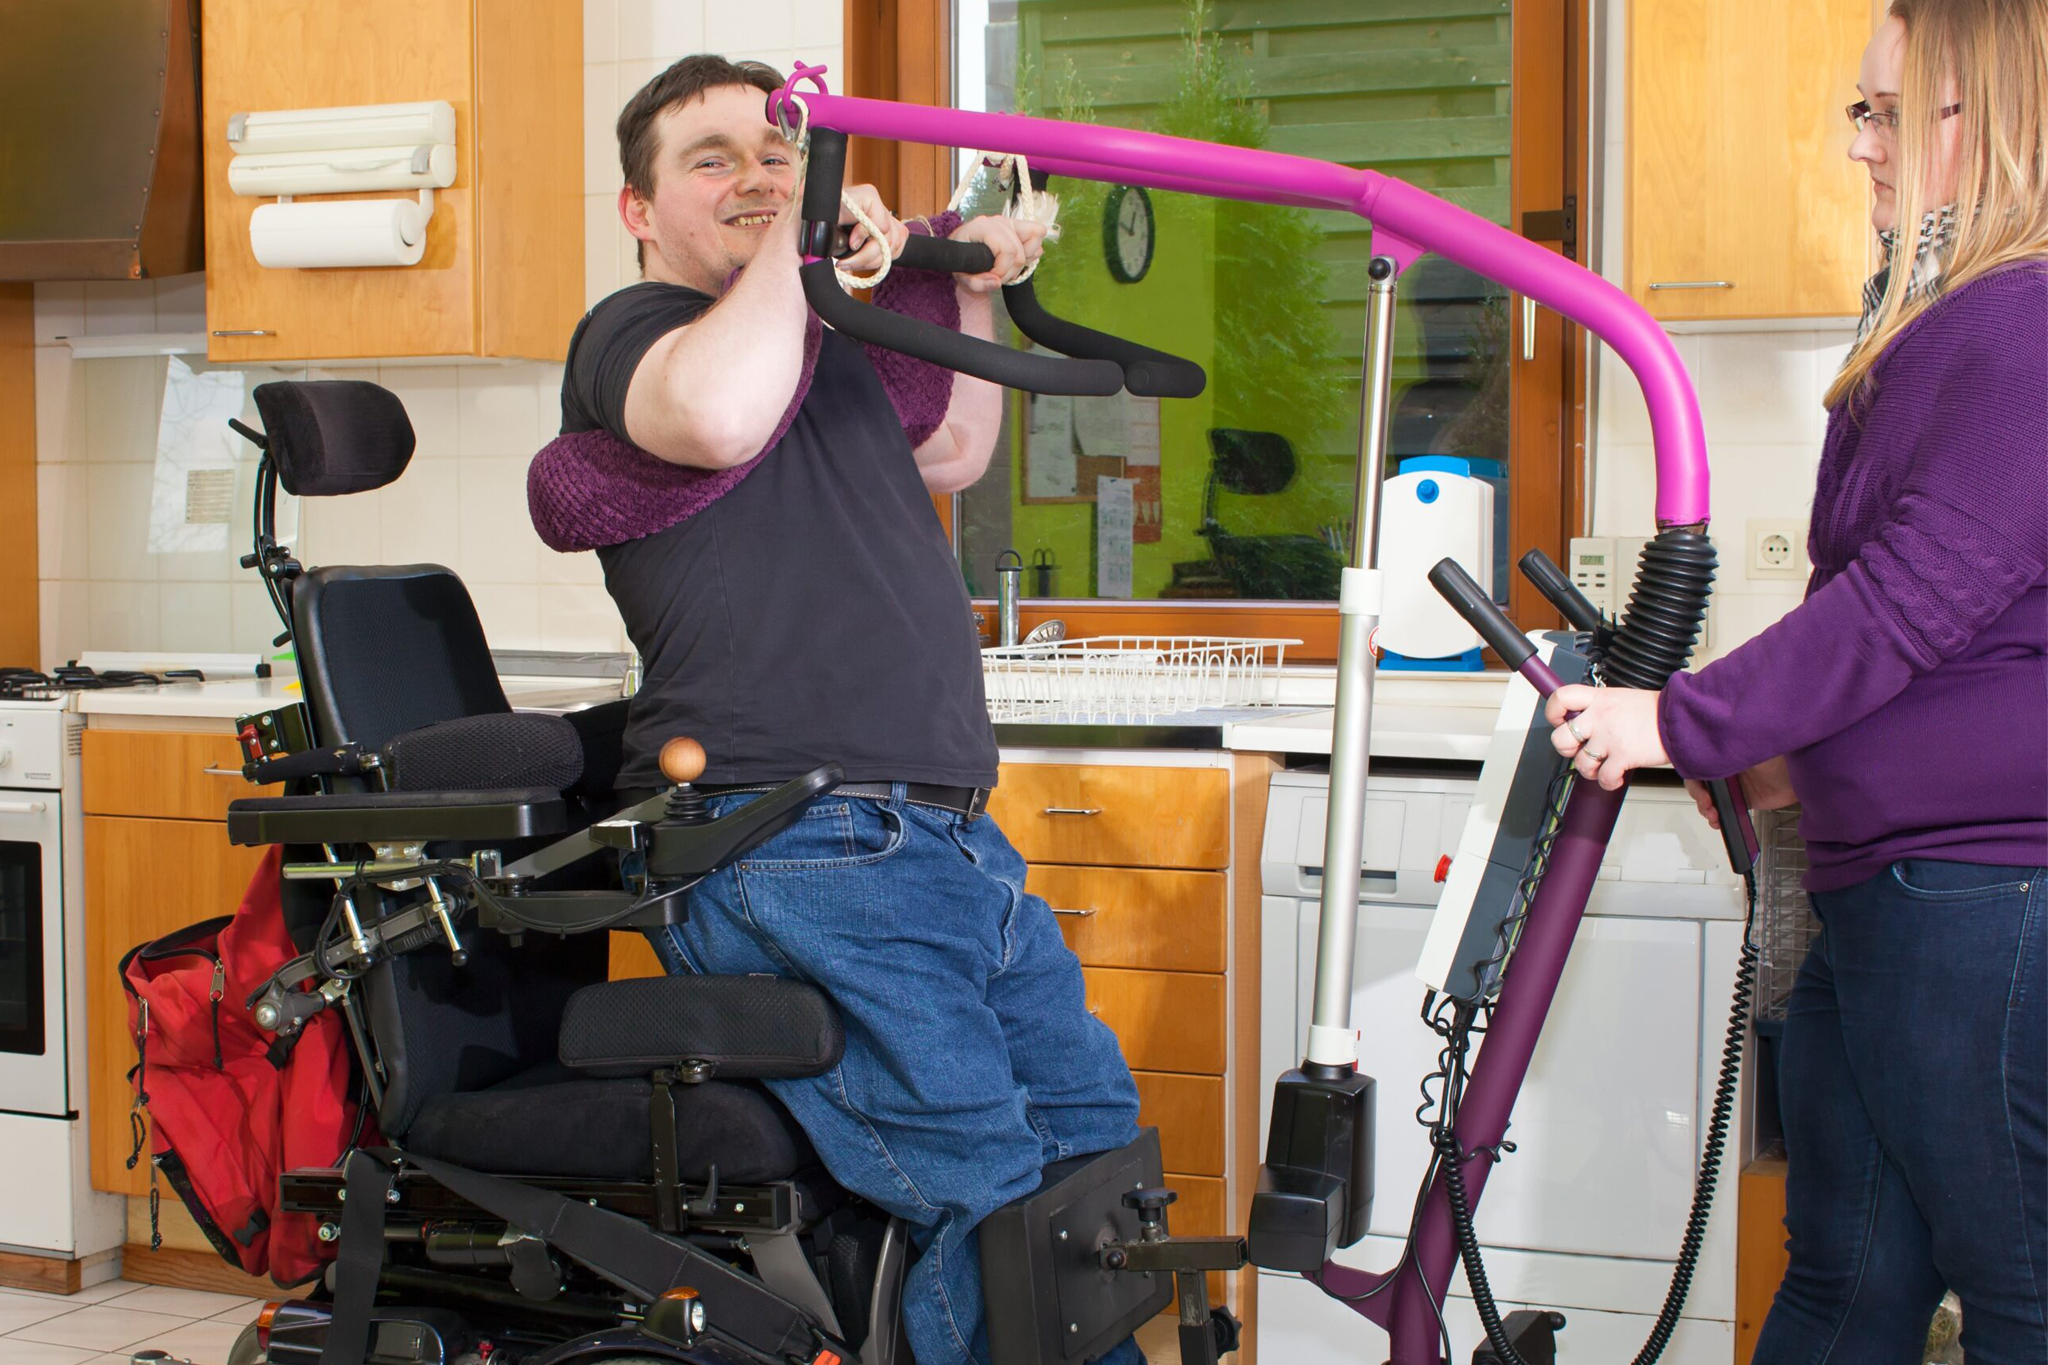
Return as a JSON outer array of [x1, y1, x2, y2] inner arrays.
[[1754, 859, 2046, 1365]]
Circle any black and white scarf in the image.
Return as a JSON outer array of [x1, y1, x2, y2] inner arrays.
[[1858, 203, 1956, 343]]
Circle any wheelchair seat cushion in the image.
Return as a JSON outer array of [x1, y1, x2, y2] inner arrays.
[[404, 1061, 816, 1184]]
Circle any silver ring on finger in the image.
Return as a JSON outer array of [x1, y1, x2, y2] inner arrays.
[[1584, 746, 1606, 762], [1568, 717, 1590, 743]]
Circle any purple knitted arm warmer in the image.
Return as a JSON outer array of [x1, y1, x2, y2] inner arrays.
[[864, 209, 964, 448]]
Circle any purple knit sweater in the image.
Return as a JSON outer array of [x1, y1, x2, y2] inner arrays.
[[1658, 263, 2048, 891], [527, 213, 964, 553]]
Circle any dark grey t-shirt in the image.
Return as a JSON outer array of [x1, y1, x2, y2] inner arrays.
[[560, 282, 997, 790]]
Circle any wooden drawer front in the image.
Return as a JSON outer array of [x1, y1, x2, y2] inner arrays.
[[990, 765, 1228, 870], [86, 817, 274, 1194], [1136, 1072, 1224, 1176], [1085, 968, 1225, 1075], [83, 731, 276, 821], [1029, 865, 1224, 973], [610, 931, 666, 981]]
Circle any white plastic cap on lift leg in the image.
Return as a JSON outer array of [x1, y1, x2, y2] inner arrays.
[[1339, 566, 1384, 617], [1306, 1023, 1360, 1068]]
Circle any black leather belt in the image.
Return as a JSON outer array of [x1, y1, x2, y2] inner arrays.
[[697, 781, 991, 820]]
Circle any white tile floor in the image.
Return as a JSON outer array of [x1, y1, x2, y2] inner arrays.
[[0, 1280, 262, 1364]]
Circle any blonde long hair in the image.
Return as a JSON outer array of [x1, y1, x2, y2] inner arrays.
[[1825, 0, 2048, 410]]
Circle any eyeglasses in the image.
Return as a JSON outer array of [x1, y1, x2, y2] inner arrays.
[[1846, 100, 1965, 134]]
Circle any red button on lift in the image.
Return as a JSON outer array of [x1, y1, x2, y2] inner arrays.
[[1434, 854, 1452, 883]]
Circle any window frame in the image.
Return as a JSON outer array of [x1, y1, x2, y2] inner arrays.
[[846, 0, 1590, 660]]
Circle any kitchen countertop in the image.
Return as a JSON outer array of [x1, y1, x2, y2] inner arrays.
[[74, 675, 625, 720], [76, 668, 1521, 761]]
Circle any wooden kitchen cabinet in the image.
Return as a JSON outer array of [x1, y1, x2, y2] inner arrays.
[[83, 816, 272, 1196], [82, 728, 278, 1196], [200, 0, 581, 362], [1627, 0, 1874, 320]]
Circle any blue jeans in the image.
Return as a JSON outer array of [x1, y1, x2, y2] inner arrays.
[[649, 787, 1146, 1365], [1754, 860, 2046, 1365]]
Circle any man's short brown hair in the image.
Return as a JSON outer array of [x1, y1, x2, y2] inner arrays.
[[617, 54, 785, 199]]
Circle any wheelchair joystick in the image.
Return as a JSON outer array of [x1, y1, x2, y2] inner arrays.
[[660, 736, 711, 825]]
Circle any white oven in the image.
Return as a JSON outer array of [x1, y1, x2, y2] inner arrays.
[[0, 699, 122, 1260]]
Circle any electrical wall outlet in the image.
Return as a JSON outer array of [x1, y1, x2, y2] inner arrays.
[[1746, 519, 1810, 581]]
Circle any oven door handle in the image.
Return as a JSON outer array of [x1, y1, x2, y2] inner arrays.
[[0, 800, 49, 815]]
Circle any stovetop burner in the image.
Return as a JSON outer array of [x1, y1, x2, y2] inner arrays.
[[0, 664, 206, 701]]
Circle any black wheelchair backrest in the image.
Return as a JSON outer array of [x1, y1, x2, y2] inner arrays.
[[293, 564, 512, 750]]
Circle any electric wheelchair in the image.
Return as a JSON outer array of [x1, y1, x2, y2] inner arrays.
[[215, 380, 1245, 1365]]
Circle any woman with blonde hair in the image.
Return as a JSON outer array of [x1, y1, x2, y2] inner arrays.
[[1543, 0, 2047, 1359]]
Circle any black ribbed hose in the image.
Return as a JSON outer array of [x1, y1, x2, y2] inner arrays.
[[1602, 529, 1717, 690], [1443, 881, 1760, 1365]]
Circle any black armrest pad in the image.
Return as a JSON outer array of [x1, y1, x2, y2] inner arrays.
[[559, 974, 844, 1080], [225, 788, 569, 846]]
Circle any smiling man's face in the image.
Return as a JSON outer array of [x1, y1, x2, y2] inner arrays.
[[620, 83, 797, 293]]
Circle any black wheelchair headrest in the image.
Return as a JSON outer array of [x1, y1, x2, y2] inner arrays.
[[382, 712, 585, 793], [252, 380, 415, 496]]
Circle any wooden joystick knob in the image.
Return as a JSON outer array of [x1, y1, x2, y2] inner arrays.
[[659, 736, 707, 785]]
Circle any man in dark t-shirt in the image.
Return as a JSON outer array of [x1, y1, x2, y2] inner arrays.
[[535, 56, 1145, 1365]]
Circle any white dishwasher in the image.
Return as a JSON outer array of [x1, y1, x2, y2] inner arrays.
[[1256, 766, 1749, 1365]]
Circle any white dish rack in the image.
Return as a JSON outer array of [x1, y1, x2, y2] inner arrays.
[[981, 635, 1299, 723]]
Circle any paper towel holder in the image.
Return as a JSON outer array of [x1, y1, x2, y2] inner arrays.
[[226, 100, 457, 268]]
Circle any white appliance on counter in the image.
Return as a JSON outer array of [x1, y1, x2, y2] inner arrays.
[[1256, 765, 1748, 1365], [0, 692, 125, 1267]]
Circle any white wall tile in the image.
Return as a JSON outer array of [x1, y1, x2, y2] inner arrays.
[[466, 583, 543, 650], [39, 580, 89, 671], [302, 484, 383, 567], [379, 459, 461, 566], [791, 0, 841, 53], [231, 578, 289, 656], [375, 365, 462, 458], [1590, 442, 1656, 536], [88, 582, 162, 652], [34, 348, 83, 464], [1702, 590, 1802, 660], [619, 0, 705, 62], [1595, 333, 1699, 448], [157, 582, 235, 653], [584, 0, 620, 63], [1698, 443, 1821, 577], [36, 463, 89, 580], [706, 0, 792, 55], [1695, 331, 1822, 448], [540, 544, 606, 587], [457, 457, 543, 584], [33, 282, 86, 345], [457, 366, 545, 458], [540, 585, 627, 651], [85, 463, 154, 580], [81, 280, 156, 336], [586, 193, 628, 307], [799, 44, 844, 86], [724, 48, 796, 77], [586, 63, 624, 196], [82, 359, 164, 463]]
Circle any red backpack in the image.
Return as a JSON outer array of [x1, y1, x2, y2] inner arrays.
[[119, 847, 368, 1285]]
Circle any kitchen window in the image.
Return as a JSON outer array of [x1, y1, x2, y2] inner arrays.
[[846, 0, 1585, 656]]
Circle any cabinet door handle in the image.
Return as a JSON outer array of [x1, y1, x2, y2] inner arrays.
[[211, 329, 273, 336], [1049, 907, 1098, 918], [1521, 294, 1537, 362], [201, 766, 242, 776], [1647, 280, 1733, 291], [0, 800, 49, 815], [1042, 806, 1102, 816]]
